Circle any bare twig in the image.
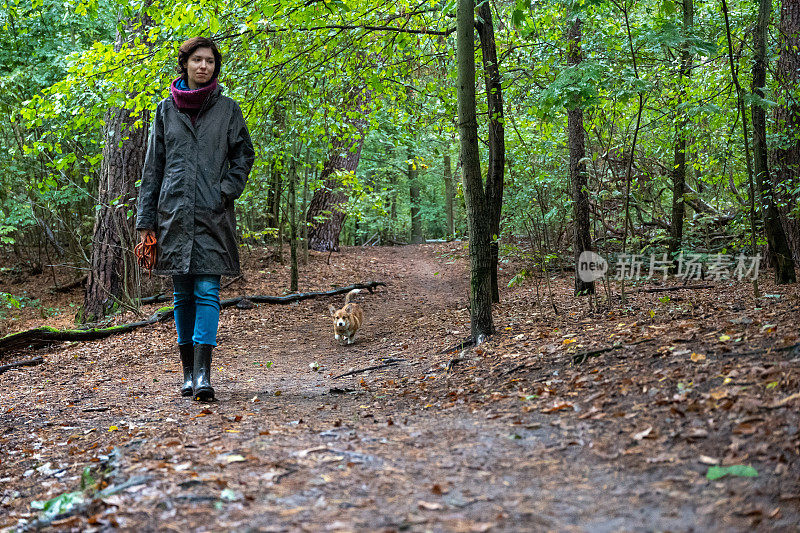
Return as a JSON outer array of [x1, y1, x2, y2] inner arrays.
[[0, 356, 44, 375], [333, 358, 406, 379]]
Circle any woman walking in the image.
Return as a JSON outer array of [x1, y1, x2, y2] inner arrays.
[[136, 37, 255, 401]]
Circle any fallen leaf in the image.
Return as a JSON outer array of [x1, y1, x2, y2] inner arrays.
[[418, 500, 444, 510], [690, 352, 706, 363], [771, 391, 800, 407], [541, 402, 574, 413]]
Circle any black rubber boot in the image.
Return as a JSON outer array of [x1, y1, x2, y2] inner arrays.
[[179, 343, 194, 397], [192, 344, 215, 402]]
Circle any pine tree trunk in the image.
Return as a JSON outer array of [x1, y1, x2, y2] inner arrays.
[[771, 0, 800, 268], [754, 0, 796, 283], [567, 17, 595, 296], [668, 0, 692, 268], [306, 90, 369, 252], [458, 0, 493, 342], [476, 0, 504, 304], [83, 28, 148, 322]]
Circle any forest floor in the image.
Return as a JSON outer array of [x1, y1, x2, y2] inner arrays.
[[1, 242, 799, 532]]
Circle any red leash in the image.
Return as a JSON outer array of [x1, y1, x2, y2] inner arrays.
[[134, 233, 157, 278]]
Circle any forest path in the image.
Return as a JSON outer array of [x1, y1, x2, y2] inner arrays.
[[2, 244, 798, 532]]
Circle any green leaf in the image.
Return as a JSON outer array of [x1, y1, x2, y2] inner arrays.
[[31, 491, 85, 520], [706, 465, 758, 480]]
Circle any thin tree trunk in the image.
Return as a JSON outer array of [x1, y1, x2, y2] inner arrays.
[[289, 157, 299, 292], [444, 153, 455, 237], [669, 0, 693, 267], [458, 0, 493, 342], [408, 149, 423, 244], [302, 147, 310, 264], [476, 0, 505, 304], [616, 0, 645, 303], [722, 0, 761, 296], [567, 17, 594, 296]]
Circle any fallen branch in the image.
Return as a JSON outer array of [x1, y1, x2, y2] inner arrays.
[[0, 356, 44, 374], [52, 276, 87, 293], [221, 275, 244, 290], [720, 342, 800, 359], [139, 293, 169, 305], [572, 346, 618, 365], [499, 362, 534, 377], [220, 281, 386, 308], [572, 338, 654, 365], [0, 281, 386, 355], [441, 336, 476, 354], [637, 284, 715, 293], [333, 358, 406, 379]]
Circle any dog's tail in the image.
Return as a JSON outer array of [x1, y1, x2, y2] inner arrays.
[[344, 288, 361, 305]]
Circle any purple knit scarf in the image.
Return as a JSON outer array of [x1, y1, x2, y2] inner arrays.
[[170, 77, 218, 124]]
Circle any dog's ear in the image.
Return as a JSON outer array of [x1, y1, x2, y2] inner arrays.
[[328, 304, 336, 316]]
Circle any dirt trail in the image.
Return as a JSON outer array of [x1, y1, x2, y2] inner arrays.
[[2, 244, 798, 532]]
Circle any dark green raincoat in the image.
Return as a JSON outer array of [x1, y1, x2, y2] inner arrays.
[[136, 86, 254, 276]]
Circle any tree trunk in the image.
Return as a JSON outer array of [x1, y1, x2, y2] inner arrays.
[[722, 0, 761, 297], [567, 17, 594, 296], [288, 157, 299, 292], [476, 0, 504, 304], [301, 147, 310, 264], [408, 149, 423, 244], [458, 0, 493, 342], [444, 153, 455, 237], [306, 90, 369, 252], [771, 0, 800, 268], [267, 159, 283, 230], [753, 0, 796, 283], [266, 104, 285, 231], [83, 27, 148, 322], [668, 0, 693, 268]]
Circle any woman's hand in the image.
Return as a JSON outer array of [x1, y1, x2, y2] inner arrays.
[[138, 229, 156, 245]]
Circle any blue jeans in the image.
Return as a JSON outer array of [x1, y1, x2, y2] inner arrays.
[[172, 275, 221, 346]]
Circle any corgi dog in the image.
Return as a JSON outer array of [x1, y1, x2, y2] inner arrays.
[[329, 289, 363, 345]]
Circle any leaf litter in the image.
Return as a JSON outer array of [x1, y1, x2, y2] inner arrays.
[[1, 243, 799, 531]]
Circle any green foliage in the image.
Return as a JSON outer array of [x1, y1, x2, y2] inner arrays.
[[30, 491, 85, 521], [0, 0, 793, 280]]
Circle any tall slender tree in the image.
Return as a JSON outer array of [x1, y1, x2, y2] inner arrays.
[[443, 153, 455, 237], [458, 0, 494, 342], [476, 0, 505, 304], [567, 16, 594, 296], [408, 149, 424, 244], [668, 0, 693, 267], [752, 0, 796, 283]]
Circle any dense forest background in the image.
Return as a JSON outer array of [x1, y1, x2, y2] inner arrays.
[[1, 0, 798, 326]]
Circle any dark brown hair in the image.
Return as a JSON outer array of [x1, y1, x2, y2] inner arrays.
[[177, 37, 222, 81]]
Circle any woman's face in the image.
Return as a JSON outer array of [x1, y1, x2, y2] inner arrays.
[[186, 47, 216, 89]]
